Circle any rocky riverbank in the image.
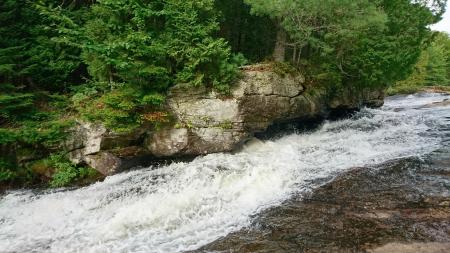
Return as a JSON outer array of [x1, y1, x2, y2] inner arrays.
[[64, 64, 384, 176], [0, 64, 385, 191]]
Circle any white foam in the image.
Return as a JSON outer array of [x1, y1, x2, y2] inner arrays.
[[0, 93, 448, 253]]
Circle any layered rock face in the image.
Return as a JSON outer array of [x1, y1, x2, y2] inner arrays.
[[67, 65, 385, 175]]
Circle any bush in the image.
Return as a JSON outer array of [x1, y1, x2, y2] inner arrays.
[[49, 165, 78, 188], [0, 159, 17, 183], [72, 84, 167, 133], [46, 153, 100, 188], [0, 119, 74, 147]]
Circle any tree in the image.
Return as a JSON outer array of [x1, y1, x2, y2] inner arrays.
[[389, 31, 450, 94], [0, 0, 83, 125], [243, 0, 291, 61], [243, 0, 386, 63], [36, 0, 243, 132], [0, 0, 82, 92], [283, 0, 386, 64], [243, 0, 446, 89], [46, 0, 240, 93], [432, 32, 450, 82], [360, 0, 445, 87], [215, 0, 276, 62], [425, 33, 450, 86]]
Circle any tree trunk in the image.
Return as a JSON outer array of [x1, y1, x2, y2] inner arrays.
[[297, 46, 302, 65], [292, 46, 297, 63], [273, 25, 287, 62]]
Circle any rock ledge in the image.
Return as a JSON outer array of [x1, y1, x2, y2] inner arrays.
[[67, 65, 385, 175]]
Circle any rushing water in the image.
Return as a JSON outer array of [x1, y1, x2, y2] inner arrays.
[[1, 93, 449, 253]]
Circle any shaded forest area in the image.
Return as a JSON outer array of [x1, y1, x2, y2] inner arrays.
[[0, 0, 448, 187]]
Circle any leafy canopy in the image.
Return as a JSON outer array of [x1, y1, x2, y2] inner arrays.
[[243, 0, 447, 88]]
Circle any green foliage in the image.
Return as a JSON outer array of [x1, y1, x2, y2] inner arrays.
[[388, 32, 450, 95], [0, 155, 41, 186], [244, 0, 446, 89], [0, 0, 82, 91], [0, 159, 17, 183], [28, 0, 243, 133], [48, 154, 78, 188], [0, 93, 34, 122], [348, 0, 440, 88], [44, 153, 99, 188], [387, 51, 429, 95], [0, 92, 74, 188], [0, 169, 16, 183], [425, 35, 449, 86], [21, 120, 74, 147], [0, 0, 81, 175], [435, 32, 450, 81], [247, 0, 386, 51], [1, 0, 243, 151], [71, 80, 169, 132], [78, 167, 99, 179], [74, 86, 151, 132], [215, 0, 276, 62], [46, 0, 240, 92], [0, 93, 74, 146], [1, 0, 449, 190]]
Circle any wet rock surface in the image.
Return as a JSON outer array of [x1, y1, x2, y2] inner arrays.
[[195, 151, 450, 253], [420, 99, 450, 108]]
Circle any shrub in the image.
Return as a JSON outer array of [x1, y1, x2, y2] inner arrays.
[[49, 166, 78, 188], [44, 153, 100, 188], [73, 85, 167, 133], [0, 159, 17, 183]]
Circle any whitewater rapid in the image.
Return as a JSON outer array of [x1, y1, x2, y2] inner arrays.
[[1, 93, 449, 253]]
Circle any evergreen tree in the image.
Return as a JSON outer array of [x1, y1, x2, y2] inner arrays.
[[0, 0, 81, 92], [48, 0, 240, 93], [38, 0, 243, 131], [0, 0, 82, 124]]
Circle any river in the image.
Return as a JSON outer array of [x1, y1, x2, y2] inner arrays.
[[1, 92, 449, 253]]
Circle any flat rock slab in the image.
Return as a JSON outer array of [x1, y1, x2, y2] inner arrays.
[[369, 243, 450, 253]]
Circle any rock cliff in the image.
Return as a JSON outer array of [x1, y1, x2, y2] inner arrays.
[[66, 64, 385, 175]]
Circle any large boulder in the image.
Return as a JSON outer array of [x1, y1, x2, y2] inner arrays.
[[65, 122, 149, 175], [147, 128, 189, 157], [65, 122, 107, 164], [152, 65, 307, 157]]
